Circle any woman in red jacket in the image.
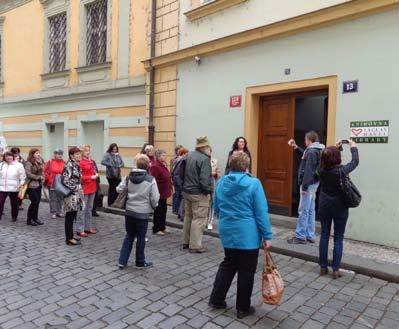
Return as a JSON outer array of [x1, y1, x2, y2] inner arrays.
[[77, 145, 98, 237], [44, 149, 66, 219], [150, 149, 172, 235]]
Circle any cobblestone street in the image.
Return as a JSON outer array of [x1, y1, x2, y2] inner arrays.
[[1, 203, 399, 329]]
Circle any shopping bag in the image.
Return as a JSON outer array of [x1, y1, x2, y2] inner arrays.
[[262, 249, 284, 305]]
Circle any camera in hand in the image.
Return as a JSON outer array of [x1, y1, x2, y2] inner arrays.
[[341, 139, 350, 144]]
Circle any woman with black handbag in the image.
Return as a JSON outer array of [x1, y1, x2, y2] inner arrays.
[[318, 139, 359, 279], [62, 147, 84, 246]]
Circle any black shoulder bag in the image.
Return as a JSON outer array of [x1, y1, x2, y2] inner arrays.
[[339, 167, 362, 208]]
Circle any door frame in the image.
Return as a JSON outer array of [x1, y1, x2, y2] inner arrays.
[[244, 76, 337, 177]]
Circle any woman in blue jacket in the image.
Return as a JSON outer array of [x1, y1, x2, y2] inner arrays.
[[209, 151, 272, 319]]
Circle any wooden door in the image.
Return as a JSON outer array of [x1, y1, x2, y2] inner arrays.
[[258, 96, 295, 216]]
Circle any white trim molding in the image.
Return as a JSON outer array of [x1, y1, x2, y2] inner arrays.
[[0, 16, 5, 96], [0, 0, 32, 14]]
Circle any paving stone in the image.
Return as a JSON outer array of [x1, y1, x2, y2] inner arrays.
[[187, 314, 211, 328], [158, 315, 187, 329], [136, 313, 166, 329]]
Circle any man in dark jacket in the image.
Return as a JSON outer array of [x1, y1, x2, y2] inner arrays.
[[182, 136, 213, 253], [287, 131, 325, 244]]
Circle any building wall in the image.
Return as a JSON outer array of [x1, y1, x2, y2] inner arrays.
[[148, 0, 180, 158], [180, 0, 351, 48], [0, 0, 150, 175], [175, 9, 399, 247]]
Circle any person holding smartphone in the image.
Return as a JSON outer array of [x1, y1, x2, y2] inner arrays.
[[287, 131, 325, 244], [318, 139, 359, 279]]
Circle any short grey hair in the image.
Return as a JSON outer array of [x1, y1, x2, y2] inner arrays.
[[229, 151, 250, 172], [155, 149, 166, 159]]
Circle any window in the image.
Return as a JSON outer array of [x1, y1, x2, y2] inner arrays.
[[86, 0, 107, 65], [48, 12, 67, 73], [200, 0, 214, 4]]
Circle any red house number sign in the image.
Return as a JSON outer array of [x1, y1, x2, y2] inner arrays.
[[230, 95, 242, 108]]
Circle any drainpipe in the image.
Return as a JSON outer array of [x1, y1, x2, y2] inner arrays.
[[148, 0, 157, 146]]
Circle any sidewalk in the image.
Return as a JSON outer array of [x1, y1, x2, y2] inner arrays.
[[103, 204, 399, 283]]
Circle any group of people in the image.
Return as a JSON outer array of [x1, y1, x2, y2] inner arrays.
[[0, 131, 359, 319]]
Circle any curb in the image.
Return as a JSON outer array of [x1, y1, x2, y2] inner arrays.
[[102, 206, 399, 282]]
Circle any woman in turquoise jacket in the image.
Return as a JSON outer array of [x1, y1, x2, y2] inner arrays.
[[209, 151, 272, 319]]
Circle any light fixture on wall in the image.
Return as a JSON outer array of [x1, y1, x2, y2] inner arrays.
[[194, 56, 201, 65]]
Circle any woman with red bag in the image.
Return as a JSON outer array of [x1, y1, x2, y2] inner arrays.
[[44, 149, 66, 219], [209, 151, 272, 319], [77, 145, 98, 237]]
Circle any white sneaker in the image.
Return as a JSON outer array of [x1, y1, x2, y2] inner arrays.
[[51, 214, 57, 219]]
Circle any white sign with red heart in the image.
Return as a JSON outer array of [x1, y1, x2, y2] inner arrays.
[[350, 126, 389, 138]]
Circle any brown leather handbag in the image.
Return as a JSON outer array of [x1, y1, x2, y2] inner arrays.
[[262, 250, 284, 305]]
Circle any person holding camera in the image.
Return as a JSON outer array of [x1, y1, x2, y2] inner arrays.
[[318, 139, 359, 279], [287, 131, 325, 244]]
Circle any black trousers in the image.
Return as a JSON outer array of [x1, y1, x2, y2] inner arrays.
[[27, 187, 41, 222], [65, 211, 77, 240], [107, 178, 121, 206], [153, 198, 167, 233], [210, 248, 259, 311]]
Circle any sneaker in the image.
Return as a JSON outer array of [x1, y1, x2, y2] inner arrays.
[[287, 237, 307, 244], [307, 238, 316, 244], [56, 213, 64, 218], [163, 229, 171, 234], [154, 231, 165, 236], [51, 214, 57, 219], [237, 306, 256, 319], [209, 301, 227, 309], [118, 264, 126, 269], [136, 262, 153, 269]]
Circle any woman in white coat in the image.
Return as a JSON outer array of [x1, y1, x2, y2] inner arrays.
[[0, 151, 26, 222]]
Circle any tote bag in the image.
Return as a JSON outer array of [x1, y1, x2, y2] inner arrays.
[[339, 168, 362, 208], [262, 250, 284, 305], [52, 174, 73, 197]]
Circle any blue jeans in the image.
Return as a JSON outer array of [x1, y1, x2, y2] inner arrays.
[[295, 183, 319, 241], [172, 185, 182, 214], [119, 216, 148, 266], [319, 208, 349, 271]]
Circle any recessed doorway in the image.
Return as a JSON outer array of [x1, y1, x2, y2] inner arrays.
[[257, 89, 328, 217]]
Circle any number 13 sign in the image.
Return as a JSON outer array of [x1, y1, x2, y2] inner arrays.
[[343, 80, 358, 93]]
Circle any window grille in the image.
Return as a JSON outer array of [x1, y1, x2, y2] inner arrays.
[[86, 0, 107, 65], [0, 36, 2, 80], [49, 12, 67, 73]]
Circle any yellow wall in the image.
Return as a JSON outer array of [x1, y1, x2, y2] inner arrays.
[[69, 0, 80, 86], [3, 0, 44, 96], [129, 0, 149, 78]]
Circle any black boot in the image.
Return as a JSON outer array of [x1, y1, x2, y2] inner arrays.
[[27, 220, 38, 226], [34, 219, 44, 225]]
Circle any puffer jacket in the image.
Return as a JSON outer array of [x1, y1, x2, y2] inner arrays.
[[117, 169, 160, 219], [214, 171, 272, 250], [25, 159, 44, 189], [0, 161, 26, 192]]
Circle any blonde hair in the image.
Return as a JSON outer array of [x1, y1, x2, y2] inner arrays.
[[135, 154, 150, 170], [79, 144, 91, 152], [229, 151, 250, 172]]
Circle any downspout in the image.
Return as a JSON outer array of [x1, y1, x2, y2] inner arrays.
[[148, 0, 157, 146]]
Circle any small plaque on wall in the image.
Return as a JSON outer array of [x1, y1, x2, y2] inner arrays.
[[350, 120, 389, 143], [343, 80, 358, 93]]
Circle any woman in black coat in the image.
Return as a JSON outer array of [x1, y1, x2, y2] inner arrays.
[[225, 137, 252, 174], [318, 139, 359, 279]]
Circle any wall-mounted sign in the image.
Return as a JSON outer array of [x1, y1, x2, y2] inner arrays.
[[230, 95, 242, 108], [343, 80, 358, 93], [350, 120, 389, 143]]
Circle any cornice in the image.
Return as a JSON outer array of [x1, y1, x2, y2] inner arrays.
[[144, 0, 399, 70], [0, 0, 32, 14]]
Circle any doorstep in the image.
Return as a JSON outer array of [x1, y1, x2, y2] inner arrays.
[[101, 205, 399, 283]]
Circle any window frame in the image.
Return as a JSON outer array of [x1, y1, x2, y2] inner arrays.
[[186, 0, 248, 21], [48, 11, 68, 73], [78, 0, 112, 68], [41, 0, 71, 76]]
